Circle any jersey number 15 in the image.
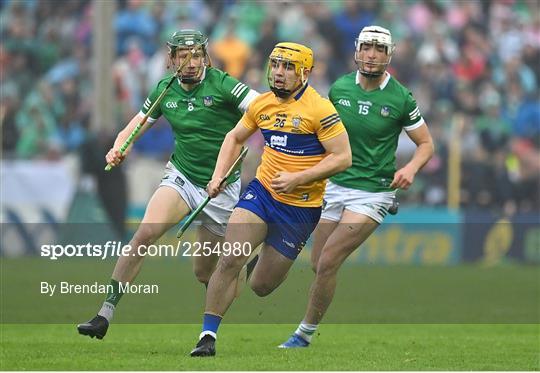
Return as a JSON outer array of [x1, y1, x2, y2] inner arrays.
[[358, 105, 369, 115]]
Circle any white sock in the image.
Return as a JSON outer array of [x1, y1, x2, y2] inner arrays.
[[199, 331, 217, 340], [295, 321, 318, 343], [97, 302, 115, 322]]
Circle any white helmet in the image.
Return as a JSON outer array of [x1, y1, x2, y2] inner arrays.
[[354, 26, 395, 77]]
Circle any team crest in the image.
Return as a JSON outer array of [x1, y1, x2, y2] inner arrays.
[[242, 191, 255, 201], [203, 96, 214, 107], [380, 106, 390, 117], [292, 115, 302, 128]]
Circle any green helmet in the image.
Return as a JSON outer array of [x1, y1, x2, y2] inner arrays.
[[166, 30, 210, 84], [167, 29, 208, 53]]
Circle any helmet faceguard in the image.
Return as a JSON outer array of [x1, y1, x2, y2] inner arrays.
[[167, 29, 210, 84], [354, 26, 395, 78], [267, 42, 314, 98]]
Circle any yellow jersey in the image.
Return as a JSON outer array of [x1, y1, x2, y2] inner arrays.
[[241, 84, 346, 207]]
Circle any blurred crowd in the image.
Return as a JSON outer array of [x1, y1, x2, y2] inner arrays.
[[1, 0, 539, 214]]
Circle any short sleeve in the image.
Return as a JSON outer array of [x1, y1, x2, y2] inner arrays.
[[314, 99, 346, 142], [402, 92, 425, 131], [240, 98, 258, 130], [140, 80, 164, 123], [220, 72, 253, 110]]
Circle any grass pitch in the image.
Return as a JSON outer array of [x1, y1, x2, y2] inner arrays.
[[1, 257, 539, 370], [1, 324, 539, 370]]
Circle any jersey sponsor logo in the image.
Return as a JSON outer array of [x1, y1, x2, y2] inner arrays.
[[259, 114, 270, 121], [203, 96, 214, 107], [261, 129, 324, 156], [301, 193, 309, 201], [270, 134, 288, 148], [337, 98, 351, 107], [380, 106, 390, 117], [165, 101, 178, 109]]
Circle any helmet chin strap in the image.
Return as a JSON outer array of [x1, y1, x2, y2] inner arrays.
[[356, 57, 391, 78], [270, 82, 305, 98], [270, 86, 292, 98], [359, 68, 385, 78]]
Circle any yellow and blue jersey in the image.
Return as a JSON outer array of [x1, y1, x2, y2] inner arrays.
[[241, 84, 346, 207]]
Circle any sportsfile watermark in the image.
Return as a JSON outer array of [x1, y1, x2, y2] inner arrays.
[[2, 221, 538, 324], [40, 241, 253, 260]]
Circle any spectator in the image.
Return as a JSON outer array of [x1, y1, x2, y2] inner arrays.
[[211, 20, 251, 79], [4, 0, 539, 213]]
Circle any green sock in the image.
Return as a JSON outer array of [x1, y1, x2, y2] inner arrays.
[[105, 279, 124, 306]]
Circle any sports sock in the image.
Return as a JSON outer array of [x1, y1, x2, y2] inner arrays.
[[98, 279, 124, 321], [97, 302, 115, 322], [104, 279, 124, 306], [200, 313, 222, 340], [295, 321, 318, 343]]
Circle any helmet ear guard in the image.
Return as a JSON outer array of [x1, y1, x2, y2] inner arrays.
[[267, 42, 314, 98]]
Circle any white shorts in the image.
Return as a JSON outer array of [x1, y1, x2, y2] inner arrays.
[[159, 162, 240, 236], [321, 181, 396, 224]]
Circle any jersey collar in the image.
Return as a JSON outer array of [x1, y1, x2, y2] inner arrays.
[[294, 83, 309, 100], [355, 70, 391, 90]]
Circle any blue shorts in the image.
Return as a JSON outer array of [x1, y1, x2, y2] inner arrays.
[[236, 179, 321, 260]]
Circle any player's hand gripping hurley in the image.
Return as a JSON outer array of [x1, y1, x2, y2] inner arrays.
[[104, 50, 195, 171], [176, 147, 249, 238]]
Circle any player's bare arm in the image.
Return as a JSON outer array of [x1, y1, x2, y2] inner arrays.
[[271, 132, 352, 194], [390, 124, 434, 190], [207, 122, 256, 197], [105, 113, 153, 167]]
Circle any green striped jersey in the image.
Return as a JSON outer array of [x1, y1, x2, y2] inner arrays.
[[141, 67, 256, 187], [329, 71, 425, 192]]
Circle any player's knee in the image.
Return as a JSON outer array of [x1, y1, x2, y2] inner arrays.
[[132, 226, 159, 249], [310, 260, 318, 274], [311, 250, 322, 274], [249, 280, 275, 297], [316, 255, 341, 278], [216, 255, 243, 276], [193, 266, 213, 285]]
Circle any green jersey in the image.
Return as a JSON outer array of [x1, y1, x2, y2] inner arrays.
[[329, 71, 425, 192], [141, 67, 255, 187]]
